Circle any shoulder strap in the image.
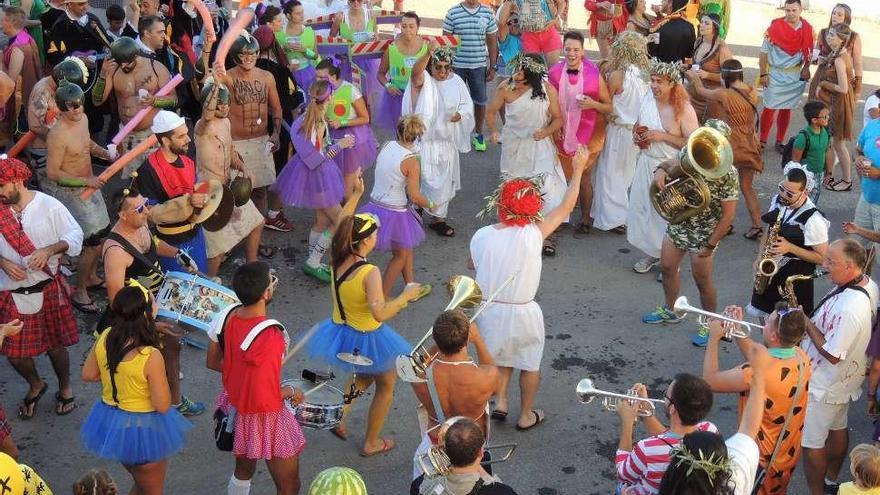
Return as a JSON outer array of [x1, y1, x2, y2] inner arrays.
[[239, 318, 290, 352], [332, 260, 368, 322], [799, 128, 811, 155], [207, 302, 243, 348], [466, 479, 485, 495], [426, 364, 446, 423], [105, 231, 164, 279]]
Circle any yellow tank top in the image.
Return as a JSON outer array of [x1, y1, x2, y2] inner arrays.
[[95, 328, 157, 413], [331, 263, 381, 331]]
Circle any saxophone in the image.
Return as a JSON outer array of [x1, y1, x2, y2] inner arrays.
[[779, 269, 829, 307], [754, 209, 785, 295]]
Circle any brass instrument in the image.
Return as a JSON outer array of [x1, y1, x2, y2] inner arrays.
[[779, 269, 829, 307], [417, 443, 518, 479], [673, 296, 763, 339], [576, 378, 666, 417], [396, 272, 519, 383], [754, 209, 785, 295], [650, 126, 734, 224]]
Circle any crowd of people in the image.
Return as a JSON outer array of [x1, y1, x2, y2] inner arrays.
[[0, 0, 880, 492]]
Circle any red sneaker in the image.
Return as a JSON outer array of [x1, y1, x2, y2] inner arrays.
[[265, 211, 294, 232]]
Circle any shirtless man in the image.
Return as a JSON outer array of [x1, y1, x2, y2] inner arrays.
[[93, 35, 176, 179], [213, 34, 282, 253], [410, 309, 500, 480], [194, 82, 265, 277], [44, 83, 113, 314]]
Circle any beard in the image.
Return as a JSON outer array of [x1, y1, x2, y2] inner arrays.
[[0, 189, 20, 205]]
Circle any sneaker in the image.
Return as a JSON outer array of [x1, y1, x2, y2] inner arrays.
[[643, 306, 684, 324], [303, 263, 331, 283], [176, 396, 205, 416], [265, 211, 294, 232], [633, 257, 660, 274], [691, 325, 710, 347], [472, 133, 487, 152]]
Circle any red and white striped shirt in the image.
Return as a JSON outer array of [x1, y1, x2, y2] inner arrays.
[[615, 421, 718, 495]]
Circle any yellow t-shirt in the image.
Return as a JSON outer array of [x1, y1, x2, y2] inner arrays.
[[840, 483, 880, 495], [95, 328, 157, 413], [331, 263, 381, 331]]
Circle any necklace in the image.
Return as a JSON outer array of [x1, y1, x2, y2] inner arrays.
[[434, 357, 476, 365]]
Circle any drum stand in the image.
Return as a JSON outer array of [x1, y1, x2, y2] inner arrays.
[[337, 348, 372, 405]]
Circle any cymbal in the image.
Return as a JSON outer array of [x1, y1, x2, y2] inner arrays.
[[337, 351, 373, 366]]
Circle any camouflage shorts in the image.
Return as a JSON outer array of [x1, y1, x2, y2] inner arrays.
[[667, 221, 713, 253]]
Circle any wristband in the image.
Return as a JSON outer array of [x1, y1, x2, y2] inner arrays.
[[384, 81, 393, 89], [56, 177, 88, 187], [92, 77, 106, 103], [338, 118, 349, 127], [152, 97, 176, 109]]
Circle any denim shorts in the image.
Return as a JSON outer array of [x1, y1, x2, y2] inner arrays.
[[454, 66, 489, 106]]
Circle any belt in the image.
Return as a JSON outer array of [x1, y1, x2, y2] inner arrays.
[[369, 199, 409, 212], [157, 223, 196, 235], [11, 278, 52, 295], [769, 64, 803, 74], [481, 298, 533, 305]]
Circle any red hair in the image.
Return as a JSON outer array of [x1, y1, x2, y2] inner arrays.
[[497, 179, 544, 226]]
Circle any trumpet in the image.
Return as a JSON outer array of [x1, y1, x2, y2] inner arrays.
[[576, 378, 665, 417], [416, 443, 518, 479], [673, 296, 762, 339], [396, 271, 519, 383]]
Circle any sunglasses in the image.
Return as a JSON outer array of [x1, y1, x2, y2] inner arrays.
[[433, 63, 451, 72], [129, 201, 148, 214], [777, 183, 801, 198], [62, 101, 83, 111]]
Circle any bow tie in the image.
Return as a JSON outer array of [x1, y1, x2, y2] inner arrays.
[[566, 69, 579, 75]]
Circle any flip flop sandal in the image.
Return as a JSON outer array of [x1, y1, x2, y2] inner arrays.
[[428, 221, 455, 237], [831, 180, 852, 192], [743, 226, 763, 240], [18, 382, 48, 420], [490, 409, 508, 421], [542, 242, 557, 257], [515, 409, 546, 431], [409, 284, 433, 303], [72, 298, 101, 314], [610, 225, 626, 235], [86, 280, 106, 291], [55, 392, 77, 416], [360, 438, 395, 457]]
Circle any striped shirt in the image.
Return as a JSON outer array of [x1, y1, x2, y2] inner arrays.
[[615, 421, 718, 495], [442, 3, 498, 69]]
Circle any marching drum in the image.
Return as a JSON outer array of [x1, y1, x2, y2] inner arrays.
[[155, 271, 240, 333], [282, 378, 345, 430]]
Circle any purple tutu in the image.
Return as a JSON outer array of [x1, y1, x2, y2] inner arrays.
[[272, 154, 344, 209], [292, 65, 316, 105], [329, 124, 378, 175], [355, 57, 383, 108], [374, 89, 404, 132], [360, 202, 424, 250]]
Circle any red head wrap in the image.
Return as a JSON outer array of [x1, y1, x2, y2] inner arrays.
[[0, 156, 32, 184], [496, 178, 544, 226]]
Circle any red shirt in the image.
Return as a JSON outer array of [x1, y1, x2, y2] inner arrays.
[[221, 314, 286, 414]]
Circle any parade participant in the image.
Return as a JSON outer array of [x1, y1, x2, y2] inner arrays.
[[625, 0, 654, 36], [9, 0, 49, 67], [627, 59, 698, 275], [133, 110, 208, 274], [314, 58, 379, 201], [0, 319, 22, 459], [206, 261, 306, 495], [791, 101, 833, 205], [211, 34, 286, 236], [643, 121, 738, 347], [585, 0, 627, 59], [44, 83, 113, 314], [591, 31, 650, 234], [702, 304, 810, 495], [26, 57, 86, 183], [273, 80, 355, 283], [1, 6, 42, 139], [404, 44, 474, 238], [647, 0, 695, 63], [280, 0, 319, 102], [485, 54, 567, 257], [93, 36, 176, 180], [470, 147, 588, 431], [195, 82, 265, 278], [376, 11, 427, 132], [746, 165, 828, 318], [331, 0, 380, 102], [81, 285, 191, 495], [801, 239, 879, 495], [306, 213, 425, 456], [515, 0, 563, 66], [548, 31, 611, 235], [616, 373, 716, 495], [413, 418, 518, 495], [44, 0, 111, 68], [443, 0, 499, 152], [685, 13, 730, 123], [360, 116, 433, 297], [0, 157, 83, 419], [105, 4, 136, 40], [0, 452, 52, 495], [0, 70, 13, 109], [496, 0, 523, 77], [811, 23, 854, 193], [409, 309, 500, 479], [758, 0, 813, 153], [849, 113, 880, 251]]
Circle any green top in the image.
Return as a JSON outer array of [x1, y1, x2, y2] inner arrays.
[[277, 26, 318, 69], [794, 126, 830, 175], [339, 11, 376, 42], [325, 82, 356, 124], [387, 42, 428, 90]]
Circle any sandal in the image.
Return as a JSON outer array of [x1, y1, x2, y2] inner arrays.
[[409, 283, 433, 302], [258, 245, 275, 258], [490, 409, 508, 421], [18, 382, 48, 420], [55, 391, 77, 416], [515, 409, 546, 431], [830, 180, 852, 192], [610, 225, 626, 235], [743, 226, 763, 240], [428, 221, 455, 237], [86, 280, 106, 292], [823, 175, 836, 190], [360, 438, 395, 457], [542, 241, 557, 257], [573, 222, 592, 238]]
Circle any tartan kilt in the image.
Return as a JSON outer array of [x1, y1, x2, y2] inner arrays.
[[0, 276, 79, 358], [0, 406, 10, 443]]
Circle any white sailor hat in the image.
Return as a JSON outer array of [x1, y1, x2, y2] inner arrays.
[[151, 111, 186, 134]]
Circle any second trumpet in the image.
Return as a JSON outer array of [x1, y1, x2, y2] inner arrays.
[[576, 378, 665, 417]]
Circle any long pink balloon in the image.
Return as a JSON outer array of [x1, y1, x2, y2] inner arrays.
[[190, 0, 216, 39], [214, 7, 255, 69], [111, 73, 185, 146]]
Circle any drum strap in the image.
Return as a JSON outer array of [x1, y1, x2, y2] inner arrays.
[[240, 319, 290, 352], [332, 260, 368, 323], [106, 232, 164, 285]]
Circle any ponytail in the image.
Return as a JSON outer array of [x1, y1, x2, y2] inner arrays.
[[331, 215, 357, 271]]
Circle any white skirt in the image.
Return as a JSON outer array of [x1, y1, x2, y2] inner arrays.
[[626, 153, 668, 259], [475, 301, 545, 371]]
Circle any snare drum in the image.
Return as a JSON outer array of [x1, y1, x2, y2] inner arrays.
[[282, 378, 345, 430], [155, 271, 240, 333]]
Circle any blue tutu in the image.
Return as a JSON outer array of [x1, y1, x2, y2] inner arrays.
[[329, 124, 378, 175], [305, 319, 410, 374], [272, 154, 345, 209], [359, 202, 424, 250], [81, 401, 192, 465], [159, 228, 207, 273]]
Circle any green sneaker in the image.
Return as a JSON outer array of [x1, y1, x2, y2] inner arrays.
[[691, 325, 710, 347], [303, 263, 331, 283], [472, 133, 487, 152], [176, 395, 205, 416]]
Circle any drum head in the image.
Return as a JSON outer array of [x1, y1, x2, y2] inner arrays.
[[396, 355, 425, 383], [337, 352, 373, 366], [201, 185, 235, 232]]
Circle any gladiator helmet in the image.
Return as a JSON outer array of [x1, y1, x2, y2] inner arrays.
[[229, 33, 259, 65], [199, 80, 230, 106], [110, 36, 140, 65], [51, 57, 88, 88], [54, 82, 85, 111]]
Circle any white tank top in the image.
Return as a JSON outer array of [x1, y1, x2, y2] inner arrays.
[[370, 141, 413, 209]]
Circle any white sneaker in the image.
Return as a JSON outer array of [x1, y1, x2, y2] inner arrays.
[[633, 257, 660, 274]]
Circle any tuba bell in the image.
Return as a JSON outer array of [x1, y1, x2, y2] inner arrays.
[[650, 126, 734, 225]]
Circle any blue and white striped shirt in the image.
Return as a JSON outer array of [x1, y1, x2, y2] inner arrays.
[[442, 3, 498, 69]]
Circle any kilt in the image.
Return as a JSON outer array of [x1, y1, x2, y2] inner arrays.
[[0, 276, 79, 358], [0, 406, 10, 442]]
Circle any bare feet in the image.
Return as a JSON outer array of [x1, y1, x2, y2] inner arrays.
[[360, 438, 395, 457]]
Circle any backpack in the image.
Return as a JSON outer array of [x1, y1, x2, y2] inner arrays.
[[780, 128, 811, 168]]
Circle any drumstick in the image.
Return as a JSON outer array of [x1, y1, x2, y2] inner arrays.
[[282, 323, 320, 366], [303, 381, 328, 397]]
